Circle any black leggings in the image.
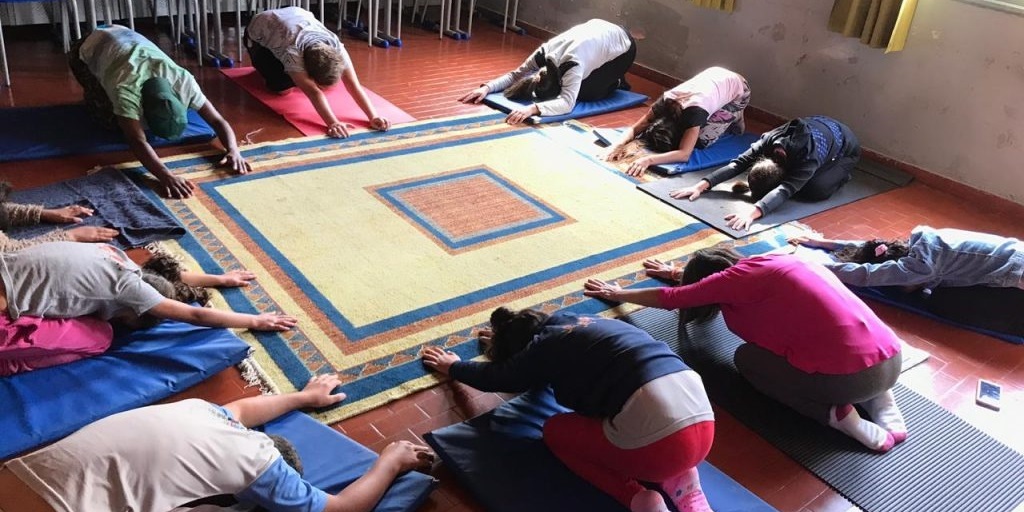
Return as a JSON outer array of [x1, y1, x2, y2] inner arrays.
[[796, 145, 861, 201], [244, 29, 295, 92], [576, 34, 637, 102], [927, 286, 1024, 336]]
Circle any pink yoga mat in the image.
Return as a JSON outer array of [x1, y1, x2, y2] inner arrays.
[[221, 67, 415, 136]]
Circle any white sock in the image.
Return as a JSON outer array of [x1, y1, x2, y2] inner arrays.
[[630, 490, 670, 512], [859, 390, 908, 442], [829, 404, 895, 452]]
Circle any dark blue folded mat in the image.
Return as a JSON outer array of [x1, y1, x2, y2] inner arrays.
[[482, 90, 648, 124], [0, 320, 250, 459], [263, 412, 438, 512], [7, 168, 186, 249], [793, 246, 1024, 344], [593, 127, 760, 175], [621, 307, 1024, 512], [424, 387, 776, 512], [0, 104, 216, 163]]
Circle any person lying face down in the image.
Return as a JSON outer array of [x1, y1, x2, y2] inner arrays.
[[423, 306, 716, 512], [0, 241, 292, 376], [69, 25, 251, 199], [458, 19, 637, 125], [788, 225, 1024, 291], [585, 249, 909, 454], [605, 67, 750, 177], [669, 116, 861, 231], [0, 373, 435, 512], [245, 7, 391, 139]]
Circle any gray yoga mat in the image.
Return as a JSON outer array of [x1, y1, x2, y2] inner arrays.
[[637, 160, 913, 239], [8, 168, 185, 249], [620, 307, 1024, 512]]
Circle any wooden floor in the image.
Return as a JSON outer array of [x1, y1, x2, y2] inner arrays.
[[1, 14, 1022, 512]]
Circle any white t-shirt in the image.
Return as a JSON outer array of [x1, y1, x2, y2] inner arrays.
[[4, 400, 324, 512], [664, 66, 746, 116], [486, 19, 632, 116], [246, 7, 351, 75], [603, 370, 715, 449], [0, 242, 165, 320]]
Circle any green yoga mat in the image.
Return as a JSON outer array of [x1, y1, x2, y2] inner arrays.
[[621, 307, 1024, 512]]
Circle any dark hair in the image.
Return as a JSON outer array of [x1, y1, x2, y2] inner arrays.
[[504, 57, 574, 101], [131, 271, 177, 329], [678, 247, 742, 324], [0, 182, 12, 231], [250, 435, 304, 512], [484, 307, 549, 362], [142, 252, 211, 306], [304, 43, 343, 87], [833, 238, 910, 264], [636, 97, 686, 153], [732, 156, 784, 200]]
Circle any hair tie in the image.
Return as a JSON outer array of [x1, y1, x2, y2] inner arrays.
[[874, 244, 889, 257]]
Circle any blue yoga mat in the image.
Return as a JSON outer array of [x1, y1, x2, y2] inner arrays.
[[593, 127, 760, 175], [424, 388, 776, 512], [0, 320, 251, 459], [7, 168, 185, 249], [0, 104, 216, 163], [482, 90, 648, 124], [262, 412, 437, 512]]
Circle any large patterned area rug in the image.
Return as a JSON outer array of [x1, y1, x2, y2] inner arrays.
[[120, 113, 782, 423]]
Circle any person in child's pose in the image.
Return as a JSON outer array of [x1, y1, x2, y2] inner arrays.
[[68, 25, 251, 199], [0, 241, 287, 375], [246, 6, 391, 138], [458, 19, 636, 125], [606, 66, 750, 177], [0, 373, 436, 512], [423, 306, 716, 512], [585, 248, 908, 452], [670, 116, 860, 231]]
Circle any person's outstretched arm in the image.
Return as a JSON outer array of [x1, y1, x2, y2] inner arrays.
[[788, 234, 856, 251], [146, 298, 297, 330], [605, 107, 653, 161], [117, 116, 196, 199], [340, 66, 389, 131], [290, 71, 350, 138], [179, 268, 256, 288], [224, 373, 345, 427], [626, 126, 700, 177], [196, 102, 252, 174], [323, 440, 434, 512], [582, 279, 665, 306]]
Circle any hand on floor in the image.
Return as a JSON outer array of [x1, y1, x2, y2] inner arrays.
[[216, 269, 256, 288], [220, 149, 252, 175], [669, 181, 709, 201], [643, 259, 679, 281], [458, 85, 490, 104], [160, 174, 196, 199], [67, 225, 119, 243], [252, 312, 298, 331], [724, 205, 763, 231], [300, 373, 347, 408], [626, 156, 654, 177], [381, 440, 436, 474], [422, 346, 461, 375], [327, 122, 352, 139], [370, 116, 391, 131], [41, 204, 93, 223]]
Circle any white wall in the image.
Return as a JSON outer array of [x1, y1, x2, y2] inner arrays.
[[480, 0, 1024, 204]]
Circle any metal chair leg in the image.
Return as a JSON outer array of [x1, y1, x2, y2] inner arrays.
[[0, 14, 9, 87]]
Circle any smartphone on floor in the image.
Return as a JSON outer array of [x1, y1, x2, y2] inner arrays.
[[976, 379, 1002, 411]]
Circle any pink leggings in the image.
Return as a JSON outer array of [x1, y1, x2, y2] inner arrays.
[[543, 412, 714, 507], [0, 314, 113, 376]]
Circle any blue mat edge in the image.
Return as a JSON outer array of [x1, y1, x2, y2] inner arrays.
[[482, 90, 648, 124]]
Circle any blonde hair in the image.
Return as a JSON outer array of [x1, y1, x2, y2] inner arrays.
[[304, 43, 343, 86]]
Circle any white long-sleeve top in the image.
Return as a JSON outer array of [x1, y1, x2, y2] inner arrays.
[[485, 19, 631, 116]]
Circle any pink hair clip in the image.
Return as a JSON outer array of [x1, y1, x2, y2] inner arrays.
[[874, 244, 889, 257]]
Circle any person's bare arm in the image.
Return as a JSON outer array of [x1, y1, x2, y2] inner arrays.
[[196, 102, 252, 174], [625, 126, 700, 177], [146, 298, 296, 330], [179, 269, 256, 288], [223, 373, 345, 427], [117, 116, 196, 199], [340, 67, 388, 131], [324, 441, 434, 512], [291, 71, 349, 137], [605, 108, 653, 162], [787, 234, 850, 251]]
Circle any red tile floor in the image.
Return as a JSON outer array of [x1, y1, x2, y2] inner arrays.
[[1, 14, 1022, 512]]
